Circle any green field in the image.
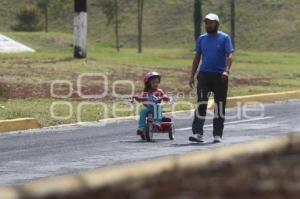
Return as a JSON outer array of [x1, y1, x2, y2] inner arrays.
[[0, 33, 299, 127], [1, 0, 300, 51]]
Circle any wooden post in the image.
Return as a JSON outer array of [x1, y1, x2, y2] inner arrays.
[[74, 0, 87, 59]]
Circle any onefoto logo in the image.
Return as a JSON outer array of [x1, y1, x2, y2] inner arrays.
[[50, 73, 136, 126], [50, 73, 265, 126]]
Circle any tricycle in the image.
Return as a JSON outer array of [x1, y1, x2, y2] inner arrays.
[[130, 95, 175, 142]]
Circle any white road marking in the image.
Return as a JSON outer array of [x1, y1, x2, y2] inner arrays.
[[176, 116, 274, 131]]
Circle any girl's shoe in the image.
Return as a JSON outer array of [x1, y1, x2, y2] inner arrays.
[[137, 128, 145, 140]]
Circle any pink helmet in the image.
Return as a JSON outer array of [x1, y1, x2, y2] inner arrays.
[[143, 71, 161, 83]]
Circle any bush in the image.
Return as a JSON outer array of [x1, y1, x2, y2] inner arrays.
[[11, 3, 43, 32]]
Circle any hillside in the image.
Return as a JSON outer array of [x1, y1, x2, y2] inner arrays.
[[0, 0, 299, 51]]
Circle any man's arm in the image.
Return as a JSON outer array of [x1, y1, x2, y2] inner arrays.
[[225, 52, 233, 73], [222, 52, 233, 79], [189, 53, 201, 88]]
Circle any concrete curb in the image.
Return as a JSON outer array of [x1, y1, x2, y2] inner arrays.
[[0, 118, 41, 133], [226, 90, 300, 108], [0, 134, 299, 199], [99, 90, 300, 124], [1, 90, 299, 133], [0, 187, 19, 199], [96, 90, 300, 125]]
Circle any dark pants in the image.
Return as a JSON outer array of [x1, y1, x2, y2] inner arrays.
[[192, 72, 228, 137]]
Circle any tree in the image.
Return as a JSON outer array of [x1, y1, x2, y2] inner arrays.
[[98, 0, 127, 52], [194, 0, 202, 40], [36, 0, 49, 32], [12, 3, 43, 32], [137, 0, 144, 53], [27, 0, 71, 32]]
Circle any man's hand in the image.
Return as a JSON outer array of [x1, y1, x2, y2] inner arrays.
[[189, 54, 201, 89], [189, 77, 195, 88], [222, 71, 229, 81]]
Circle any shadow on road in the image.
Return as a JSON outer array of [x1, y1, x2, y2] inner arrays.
[[120, 138, 173, 143], [171, 142, 216, 147]]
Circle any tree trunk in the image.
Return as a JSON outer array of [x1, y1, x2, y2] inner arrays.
[[44, 0, 48, 32], [114, 0, 120, 52], [194, 0, 202, 40], [230, 0, 236, 48], [137, 0, 143, 53]]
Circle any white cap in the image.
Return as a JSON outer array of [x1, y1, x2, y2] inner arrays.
[[204, 13, 219, 22]]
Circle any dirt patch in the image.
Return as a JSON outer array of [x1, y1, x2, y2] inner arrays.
[[0, 82, 51, 99], [230, 77, 271, 87], [0, 56, 74, 66], [0, 65, 271, 99], [0, 66, 190, 100], [0, 83, 110, 100], [0, 80, 135, 101]]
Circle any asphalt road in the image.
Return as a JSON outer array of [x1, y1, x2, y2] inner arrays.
[[0, 100, 300, 186]]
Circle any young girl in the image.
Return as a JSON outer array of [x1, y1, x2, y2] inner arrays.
[[132, 72, 171, 138]]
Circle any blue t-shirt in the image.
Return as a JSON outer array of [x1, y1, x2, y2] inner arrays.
[[195, 31, 234, 74]]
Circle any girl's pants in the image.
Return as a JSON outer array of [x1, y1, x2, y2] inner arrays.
[[138, 105, 163, 128]]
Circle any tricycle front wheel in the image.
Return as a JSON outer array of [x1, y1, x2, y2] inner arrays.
[[145, 123, 154, 142], [168, 124, 175, 140]]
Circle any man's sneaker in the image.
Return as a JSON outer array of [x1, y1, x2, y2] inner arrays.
[[189, 134, 204, 143], [213, 136, 222, 143]]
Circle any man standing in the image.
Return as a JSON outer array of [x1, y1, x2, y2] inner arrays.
[[189, 13, 234, 143]]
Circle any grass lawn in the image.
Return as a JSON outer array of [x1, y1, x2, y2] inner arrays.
[[0, 32, 300, 127]]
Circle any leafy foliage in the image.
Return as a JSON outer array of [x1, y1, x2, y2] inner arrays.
[[11, 3, 43, 31]]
